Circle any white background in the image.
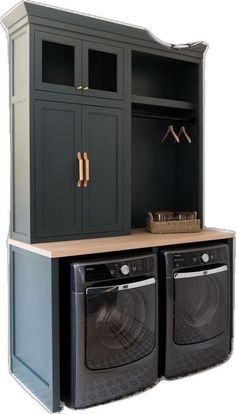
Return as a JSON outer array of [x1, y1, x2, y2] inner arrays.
[[0, 0, 235, 413]]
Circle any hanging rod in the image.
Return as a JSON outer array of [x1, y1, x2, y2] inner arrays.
[[132, 113, 195, 123]]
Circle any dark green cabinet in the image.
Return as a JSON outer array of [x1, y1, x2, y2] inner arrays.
[[35, 31, 123, 100], [3, 3, 206, 244], [1, 1, 211, 413], [35, 101, 82, 238], [81, 106, 124, 233], [1, 0, 209, 245], [35, 101, 124, 241]]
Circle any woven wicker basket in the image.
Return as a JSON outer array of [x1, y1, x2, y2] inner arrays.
[[146, 212, 201, 234]]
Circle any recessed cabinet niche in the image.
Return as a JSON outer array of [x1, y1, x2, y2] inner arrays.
[[131, 51, 201, 228], [131, 105, 200, 228], [35, 31, 123, 99], [132, 51, 198, 103]]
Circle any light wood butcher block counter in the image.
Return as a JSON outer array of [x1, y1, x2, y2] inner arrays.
[[8, 228, 235, 258]]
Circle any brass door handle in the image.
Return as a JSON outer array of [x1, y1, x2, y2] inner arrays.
[[83, 152, 90, 187], [76, 152, 84, 187]]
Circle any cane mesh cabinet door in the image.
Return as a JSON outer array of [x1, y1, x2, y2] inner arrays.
[[81, 106, 124, 233], [82, 42, 123, 100], [35, 33, 123, 100], [34, 100, 82, 241], [35, 31, 81, 95]]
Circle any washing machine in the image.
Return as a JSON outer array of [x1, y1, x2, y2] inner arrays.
[[159, 243, 232, 378], [60, 252, 158, 408]]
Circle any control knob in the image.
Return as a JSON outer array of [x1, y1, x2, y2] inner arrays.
[[120, 264, 130, 275], [201, 253, 209, 263]]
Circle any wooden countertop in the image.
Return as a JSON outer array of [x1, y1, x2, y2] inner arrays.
[[8, 228, 235, 258]]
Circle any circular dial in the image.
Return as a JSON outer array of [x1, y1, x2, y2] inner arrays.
[[120, 264, 130, 275], [201, 253, 209, 263]]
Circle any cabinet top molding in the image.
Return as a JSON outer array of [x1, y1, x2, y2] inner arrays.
[[8, 228, 235, 258], [1, 1, 208, 57]]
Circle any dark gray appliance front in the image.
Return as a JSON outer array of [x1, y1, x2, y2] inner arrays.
[[160, 243, 232, 379], [62, 253, 158, 408]]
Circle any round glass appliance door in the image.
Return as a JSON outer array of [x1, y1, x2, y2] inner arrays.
[[86, 279, 156, 370], [174, 267, 228, 345]]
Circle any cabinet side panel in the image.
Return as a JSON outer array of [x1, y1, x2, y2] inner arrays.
[[12, 30, 28, 97], [198, 61, 204, 225], [9, 247, 60, 412], [12, 101, 30, 235], [11, 27, 30, 240]]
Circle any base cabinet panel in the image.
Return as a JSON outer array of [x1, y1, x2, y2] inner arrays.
[[9, 247, 60, 412]]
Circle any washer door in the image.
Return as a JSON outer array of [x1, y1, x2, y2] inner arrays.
[[85, 278, 156, 370], [174, 265, 229, 345]]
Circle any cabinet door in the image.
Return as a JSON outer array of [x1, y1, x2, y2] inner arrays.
[[82, 106, 124, 233], [35, 31, 82, 95], [82, 42, 123, 100], [35, 101, 82, 239]]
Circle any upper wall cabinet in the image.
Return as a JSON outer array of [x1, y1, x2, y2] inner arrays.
[[2, 1, 207, 244], [35, 32, 124, 100]]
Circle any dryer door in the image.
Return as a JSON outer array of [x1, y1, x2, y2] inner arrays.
[[174, 265, 229, 345], [85, 278, 156, 370]]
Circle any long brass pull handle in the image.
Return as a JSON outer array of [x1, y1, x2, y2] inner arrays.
[[77, 152, 84, 187], [83, 152, 90, 187]]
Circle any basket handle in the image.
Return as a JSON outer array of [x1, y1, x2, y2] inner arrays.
[[147, 212, 154, 222]]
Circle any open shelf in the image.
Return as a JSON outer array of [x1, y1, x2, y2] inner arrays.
[[132, 95, 195, 110], [132, 103, 196, 123], [132, 51, 198, 103]]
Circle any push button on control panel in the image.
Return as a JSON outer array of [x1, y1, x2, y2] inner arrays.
[[201, 253, 209, 263], [120, 264, 130, 275]]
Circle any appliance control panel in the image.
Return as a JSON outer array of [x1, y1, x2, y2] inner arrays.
[[173, 247, 225, 269], [85, 255, 155, 281]]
